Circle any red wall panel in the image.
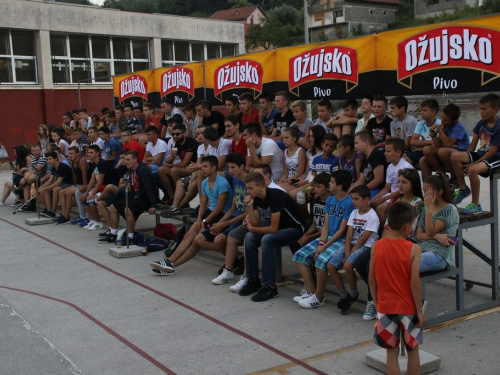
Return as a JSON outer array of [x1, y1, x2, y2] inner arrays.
[[0, 88, 113, 159]]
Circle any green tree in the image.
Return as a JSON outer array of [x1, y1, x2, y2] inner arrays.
[[482, 0, 500, 13], [246, 4, 304, 50]]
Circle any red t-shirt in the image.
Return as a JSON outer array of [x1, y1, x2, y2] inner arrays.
[[242, 108, 259, 125], [146, 115, 162, 132], [232, 136, 247, 156], [373, 237, 417, 315], [123, 138, 145, 162]]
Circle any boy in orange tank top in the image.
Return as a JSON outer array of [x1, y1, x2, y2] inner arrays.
[[369, 201, 425, 375]]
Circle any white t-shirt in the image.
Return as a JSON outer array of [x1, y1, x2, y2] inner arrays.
[[248, 137, 284, 181], [197, 143, 210, 158], [355, 113, 375, 134], [207, 139, 232, 158], [57, 139, 70, 157], [386, 158, 414, 193], [314, 117, 334, 134], [268, 181, 286, 192], [146, 138, 168, 165], [347, 208, 379, 247], [91, 137, 107, 160]]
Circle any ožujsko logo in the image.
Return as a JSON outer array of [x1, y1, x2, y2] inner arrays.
[[119, 75, 148, 103], [214, 60, 263, 100], [161, 67, 195, 100], [397, 26, 500, 88], [288, 46, 359, 95]]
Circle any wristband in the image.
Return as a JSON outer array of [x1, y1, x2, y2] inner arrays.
[[318, 240, 325, 247]]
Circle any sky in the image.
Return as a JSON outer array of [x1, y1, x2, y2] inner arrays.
[[92, 0, 105, 5]]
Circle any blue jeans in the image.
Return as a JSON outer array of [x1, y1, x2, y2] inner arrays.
[[419, 251, 447, 273], [245, 228, 302, 285]]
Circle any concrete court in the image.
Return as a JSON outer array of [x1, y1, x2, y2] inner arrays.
[[0, 169, 499, 375]]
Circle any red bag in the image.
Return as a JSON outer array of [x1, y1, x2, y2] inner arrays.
[[154, 223, 178, 240]]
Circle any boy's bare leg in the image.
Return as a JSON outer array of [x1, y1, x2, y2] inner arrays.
[[423, 146, 444, 179], [172, 179, 186, 207], [333, 125, 341, 139], [376, 202, 389, 233], [51, 186, 62, 212], [327, 264, 346, 292], [419, 156, 432, 182], [97, 200, 111, 226], [62, 187, 76, 218], [406, 347, 420, 375], [179, 183, 198, 208], [225, 236, 241, 270], [295, 263, 316, 294], [193, 232, 226, 253], [468, 163, 489, 204], [168, 226, 197, 264], [315, 269, 328, 299], [450, 152, 471, 190], [386, 347, 401, 375], [98, 185, 119, 201], [158, 166, 175, 198], [342, 124, 352, 136], [439, 148, 458, 178], [344, 261, 358, 292]]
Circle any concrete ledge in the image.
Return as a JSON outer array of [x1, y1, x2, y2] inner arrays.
[[109, 245, 143, 258], [365, 348, 440, 374], [25, 217, 54, 226]]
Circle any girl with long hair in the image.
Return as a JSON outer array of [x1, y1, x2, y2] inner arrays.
[[38, 124, 49, 153], [277, 127, 308, 192]]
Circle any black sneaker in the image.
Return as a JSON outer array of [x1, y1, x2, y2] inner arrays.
[[19, 205, 34, 213], [150, 259, 174, 272], [56, 216, 70, 225], [151, 268, 175, 276], [251, 284, 279, 302], [233, 254, 244, 276], [238, 278, 262, 296], [98, 234, 117, 244], [82, 198, 98, 207], [338, 292, 359, 315], [99, 229, 112, 237], [39, 209, 51, 218], [11, 200, 22, 207]]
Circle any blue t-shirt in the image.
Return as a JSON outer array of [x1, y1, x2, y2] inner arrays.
[[473, 118, 500, 157], [263, 109, 280, 135], [444, 121, 470, 151], [104, 138, 123, 166], [413, 119, 441, 140], [201, 174, 233, 213], [311, 154, 339, 174], [232, 176, 247, 217], [324, 194, 354, 238]]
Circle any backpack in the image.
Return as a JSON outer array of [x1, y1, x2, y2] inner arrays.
[[153, 223, 178, 240], [146, 238, 169, 253]]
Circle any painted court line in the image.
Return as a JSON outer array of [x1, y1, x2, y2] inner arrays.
[[0, 218, 328, 375], [0, 285, 176, 375]]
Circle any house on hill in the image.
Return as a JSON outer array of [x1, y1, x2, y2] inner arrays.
[[211, 5, 267, 52], [306, 0, 400, 41]]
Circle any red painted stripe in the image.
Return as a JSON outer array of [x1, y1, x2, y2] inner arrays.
[[0, 218, 328, 375], [0, 285, 175, 375]]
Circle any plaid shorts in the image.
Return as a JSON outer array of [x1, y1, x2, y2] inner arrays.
[[374, 313, 423, 351], [293, 237, 345, 271]]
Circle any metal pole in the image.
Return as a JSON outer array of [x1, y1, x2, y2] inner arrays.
[[202, 61, 207, 101], [304, 0, 312, 119], [125, 181, 130, 249], [78, 82, 82, 109]]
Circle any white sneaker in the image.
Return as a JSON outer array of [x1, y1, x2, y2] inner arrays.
[[212, 268, 235, 285], [0, 202, 5, 206], [230, 275, 248, 292], [88, 222, 103, 231], [83, 220, 95, 229], [293, 292, 312, 303], [298, 293, 325, 309]]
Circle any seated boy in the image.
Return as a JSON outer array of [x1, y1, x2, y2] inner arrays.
[[371, 138, 413, 227], [150, 156, 233, 274], [293, 170, 355, 308], [420, 103, 470, 182], [389, 96, 417, 152], [290, 100, 313, 150], [369, 201, 424, 375], [329, 99, 359, 138], [405, 99, 440, 166], [451, 93, 500, 214], [327, 185, 379, 314], [366, 96, 392, 150]]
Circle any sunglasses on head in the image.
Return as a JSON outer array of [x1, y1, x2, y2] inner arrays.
[[398, 168, 411, 176]]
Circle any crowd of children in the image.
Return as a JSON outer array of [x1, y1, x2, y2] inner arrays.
[[2, 92, 500, 374]]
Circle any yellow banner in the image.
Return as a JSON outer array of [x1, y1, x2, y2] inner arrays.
[[113, 69, 155, 104], [204, 50, 276, 101], [153, 62, 204, 102]]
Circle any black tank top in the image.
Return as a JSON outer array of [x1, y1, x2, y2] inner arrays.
[[73, 160, 84, 185]]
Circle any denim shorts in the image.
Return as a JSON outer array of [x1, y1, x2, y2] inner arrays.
[[345, 245, 371, 266]]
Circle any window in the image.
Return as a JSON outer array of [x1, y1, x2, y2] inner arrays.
[[427, 0, 439, 5], [0, 29, 37, 84], [333, 10, 343, 18], [161, 41, 237, 65], [50, 34, 150, 84]]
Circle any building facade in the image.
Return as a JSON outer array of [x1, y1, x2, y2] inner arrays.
[[0, 0, 245, 149], [307, 0, 399, 42], [414, 0, 479, 19]]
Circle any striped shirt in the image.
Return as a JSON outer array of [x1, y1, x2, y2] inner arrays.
[[29, 154, 48, 175]]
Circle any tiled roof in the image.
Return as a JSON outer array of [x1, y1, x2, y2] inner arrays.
[[211, 5, 264, 21]]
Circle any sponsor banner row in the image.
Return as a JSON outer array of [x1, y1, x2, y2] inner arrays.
[[113, 14, 500, 106]]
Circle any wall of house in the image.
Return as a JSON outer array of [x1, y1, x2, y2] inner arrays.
[[246, 8, 266, 25], [414, 0, 472, 19], [344, 5, 397, 25]]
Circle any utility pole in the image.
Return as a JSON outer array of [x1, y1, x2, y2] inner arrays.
[[304, 0, 312, 119]]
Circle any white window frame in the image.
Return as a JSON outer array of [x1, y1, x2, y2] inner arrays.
[[0, 30, 37, 85]]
